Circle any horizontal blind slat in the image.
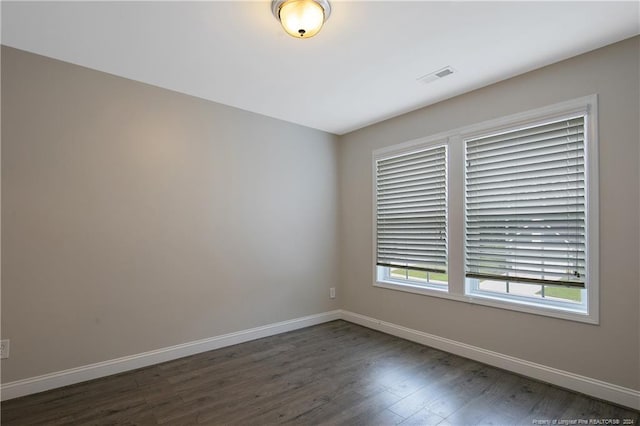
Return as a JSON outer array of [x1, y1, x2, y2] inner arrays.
[[466, 118, 584, 148], [467, 141, 584, 168], [466, 171, 585, 191], [378, 147, 446, 168], [467, 132, 584, 160]]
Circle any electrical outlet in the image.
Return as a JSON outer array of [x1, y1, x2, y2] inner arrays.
[[330, 287, 336, 299], [0, 340, 9, 359]]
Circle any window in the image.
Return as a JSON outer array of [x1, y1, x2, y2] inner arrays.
[[465, 115, 589, 313], [374, 95, 598, 323], [374, 141, 448, 292]]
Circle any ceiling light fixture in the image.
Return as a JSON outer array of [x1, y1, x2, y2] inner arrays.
[[271, 0, 331, 39]]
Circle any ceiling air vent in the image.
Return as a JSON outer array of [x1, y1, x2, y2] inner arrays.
[[417, 66, 455, 84]]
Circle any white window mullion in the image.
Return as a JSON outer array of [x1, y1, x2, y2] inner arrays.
[[447, 135, 466, 297]]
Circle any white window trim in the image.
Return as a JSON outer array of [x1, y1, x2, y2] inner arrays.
[[372, 95, 599, 325]]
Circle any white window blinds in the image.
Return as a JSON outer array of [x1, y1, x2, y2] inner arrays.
[[465, 116, 586, 288], [376, 145, 447, 273]]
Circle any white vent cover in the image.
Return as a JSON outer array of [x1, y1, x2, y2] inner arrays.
[[417, 66, 455, 84]]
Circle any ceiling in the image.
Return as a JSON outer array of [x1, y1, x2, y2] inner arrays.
[[2, 1, 639, 135]]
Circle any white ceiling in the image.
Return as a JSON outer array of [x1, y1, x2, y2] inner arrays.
[[2, 1, 639, 135]]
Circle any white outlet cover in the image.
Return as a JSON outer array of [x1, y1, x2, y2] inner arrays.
[[1, 339, 10, 359]]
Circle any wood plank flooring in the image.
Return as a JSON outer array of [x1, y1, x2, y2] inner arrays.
[[2, 320, 638, 425]]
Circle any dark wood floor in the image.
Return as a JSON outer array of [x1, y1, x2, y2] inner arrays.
[[2, 320, 638, 425]]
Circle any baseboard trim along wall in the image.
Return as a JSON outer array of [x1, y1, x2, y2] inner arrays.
[[2, 309, 639, 410], [0, 310, 342, 401], [339, 310, 640, 411]]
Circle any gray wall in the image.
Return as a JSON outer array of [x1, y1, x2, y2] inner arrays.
[[2, 36, 639, 392], [1, 46, 340, 383], [338, 36, 640, 390]]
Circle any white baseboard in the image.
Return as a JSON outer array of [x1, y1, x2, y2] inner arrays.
[[340, 310, 640, 411], [0, 310, 341, 401], [3, 309, 639, 411]]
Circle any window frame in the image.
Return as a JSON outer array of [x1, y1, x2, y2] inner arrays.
[[372, 95, 599, 324]]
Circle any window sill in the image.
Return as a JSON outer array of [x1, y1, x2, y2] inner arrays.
[[374, 280, 449, 298], [374, 280, 598, 325], [465, 291, 597, 324]]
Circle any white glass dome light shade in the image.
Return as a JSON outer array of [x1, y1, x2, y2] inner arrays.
[[272, 0, 331, 39], [279, 0, 323, 38]]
